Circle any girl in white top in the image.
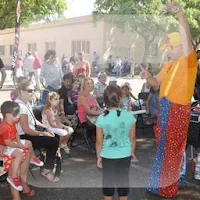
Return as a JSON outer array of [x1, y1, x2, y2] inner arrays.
[[42, 92, 73, 154]]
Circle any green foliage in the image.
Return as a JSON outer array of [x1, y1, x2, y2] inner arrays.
[[93, 0, 200, 49], [0, 0, 67, 30]]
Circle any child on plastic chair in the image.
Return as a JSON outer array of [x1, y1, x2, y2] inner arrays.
[[0, 101, 44, 198], [42, 92, 74, 154]]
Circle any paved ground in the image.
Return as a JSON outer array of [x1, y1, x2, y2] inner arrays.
[[0, 71, 200, 200]]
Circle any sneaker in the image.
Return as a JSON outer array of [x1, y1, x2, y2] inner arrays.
[[7, 177, 23, 191], [30, 157, 44, 167], [61, 145, 70, 154]]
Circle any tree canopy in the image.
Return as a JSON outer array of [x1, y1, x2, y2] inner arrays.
[[93, 0, 200, 53], [0, 0, 67, 30]]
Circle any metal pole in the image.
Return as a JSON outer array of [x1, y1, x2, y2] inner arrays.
[[11, 0, 21, 85]]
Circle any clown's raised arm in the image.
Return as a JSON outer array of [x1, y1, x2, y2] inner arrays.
[[173, 3, 193, 56], [139, 3, 193, 88]]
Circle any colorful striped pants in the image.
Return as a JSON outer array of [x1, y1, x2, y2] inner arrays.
[[147, 97, 190, 198]]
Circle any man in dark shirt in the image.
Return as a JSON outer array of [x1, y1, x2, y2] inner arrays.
[[69, 53, 77, 65], [58, 73, 74, 115], [0, 58, 7, 89]]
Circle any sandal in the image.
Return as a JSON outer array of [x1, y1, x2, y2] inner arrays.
[[41, 169, 59, 182], [22, 189, 36, 197], [20, 179, 36, 197]]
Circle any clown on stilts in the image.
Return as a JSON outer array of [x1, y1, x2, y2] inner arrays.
[[140, 3, 198, 198]]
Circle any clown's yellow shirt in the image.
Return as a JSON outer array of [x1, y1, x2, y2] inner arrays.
[[158, 50, 197, 105]]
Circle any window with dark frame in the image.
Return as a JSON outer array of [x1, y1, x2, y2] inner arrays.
[[27, 43, 37, 52], [10, 45, 14, 56], [45, 42, 56, 52], [0, 46, 5, 56], [71, 40, 90, 55]]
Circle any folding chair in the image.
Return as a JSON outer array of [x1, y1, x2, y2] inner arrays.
[[0, 157, 7, 182], [69, 113, 94, 151]]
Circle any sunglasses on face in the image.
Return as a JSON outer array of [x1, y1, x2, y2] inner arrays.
[[24, 89, 35, 93]]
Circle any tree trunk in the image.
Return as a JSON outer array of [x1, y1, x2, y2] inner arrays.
[[142, 39, 150, 63]]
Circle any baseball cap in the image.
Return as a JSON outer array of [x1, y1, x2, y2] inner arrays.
[[109, 77, 117, 82], [97, 71, 107, 78], [121, 82, 131, 91], [160, 32, 182, 50]]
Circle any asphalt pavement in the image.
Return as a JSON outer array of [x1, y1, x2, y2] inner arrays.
[[0, 71, 200, 200]]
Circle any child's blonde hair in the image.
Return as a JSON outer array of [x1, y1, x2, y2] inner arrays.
[[43, 92, 59, 112], [81, 77, 94, 91]]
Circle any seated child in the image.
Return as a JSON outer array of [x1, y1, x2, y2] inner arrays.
[[0, 101, 43, 194], [93, 71, 107, 108], [42, 92, 74, 154], [67, 78, 80, 105], [120, 82, 133, 111]]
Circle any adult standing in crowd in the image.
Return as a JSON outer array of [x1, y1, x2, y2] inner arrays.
[[140, 3, 198, 198], [33, 52, 41, 90], [0, 57, 6, 89], [129, 59, 135, 77], [92, 51, 100, 72], [73, 52, 90, 78], [16, 56, 24, 78], [23, 51, 35, 81], [112, 56, 122, 77], [40, 50, 63, 92], [69, 52, 77, 66], [15, 78, 59, 182], [107, 55, 114, 73]]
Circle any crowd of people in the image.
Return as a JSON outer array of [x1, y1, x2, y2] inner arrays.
[[0, 53, 159, 200], [0, 2, 200, 200], [106, 55, 134, 77]]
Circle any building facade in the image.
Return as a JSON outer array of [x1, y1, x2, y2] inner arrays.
[[0, 15, 164, 68]]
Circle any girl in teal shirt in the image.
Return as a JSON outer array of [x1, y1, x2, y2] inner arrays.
[[96, 85, 137, 200]]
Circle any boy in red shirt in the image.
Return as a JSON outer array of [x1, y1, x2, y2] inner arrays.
[[0, 101, 43, 193]]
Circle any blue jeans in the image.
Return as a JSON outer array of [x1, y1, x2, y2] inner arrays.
[[179, 152, 186, 187]]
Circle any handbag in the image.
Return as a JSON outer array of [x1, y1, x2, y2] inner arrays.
[[18, 102, 45, 131], [187, 122, 200, 149]]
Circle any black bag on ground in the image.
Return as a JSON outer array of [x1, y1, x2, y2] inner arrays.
[[187, 122, 200, 149]]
